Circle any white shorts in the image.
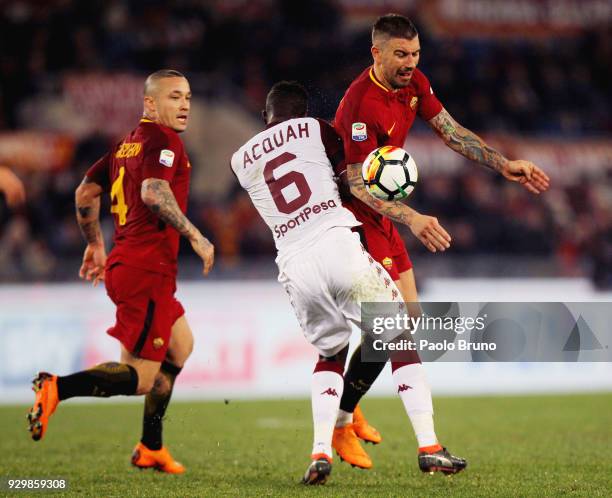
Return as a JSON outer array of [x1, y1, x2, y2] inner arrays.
[[277, 226, 402, 357]]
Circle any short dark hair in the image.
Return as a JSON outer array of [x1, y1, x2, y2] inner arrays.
[[372, 14, 418, 44], [144, 69, 186, 95], [265, 81, 308, 118]]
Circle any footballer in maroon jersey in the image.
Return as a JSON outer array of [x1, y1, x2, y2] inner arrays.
[[85, 116, 193, 360], [331, 14, 549, 473], [86, 118, 191, 278], [27, 70, 214, 475], [335, 65, 443, 280]]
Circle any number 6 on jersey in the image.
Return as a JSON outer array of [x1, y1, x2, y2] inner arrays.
[[264, 152, 312, 214]]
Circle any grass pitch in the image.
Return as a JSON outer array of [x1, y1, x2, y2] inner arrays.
[[1, 393, 611, 497]]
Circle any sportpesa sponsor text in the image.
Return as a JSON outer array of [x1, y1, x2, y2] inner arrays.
[[274, 199, 338, 238]]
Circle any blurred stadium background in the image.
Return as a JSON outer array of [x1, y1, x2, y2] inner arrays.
[[1, 0, 611, 403]]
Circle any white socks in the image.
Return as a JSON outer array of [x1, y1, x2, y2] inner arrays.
[[311, 369, 344, 457], [392, 363, 438, 448], [335, 409, 353, 428]]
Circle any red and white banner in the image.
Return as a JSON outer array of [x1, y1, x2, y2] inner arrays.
[[0, 132, 75, 172], [63, 73, 143, 138], [423, 0, 612, 38], [1, 280, 611, 403], [332, 0, 612, 37]]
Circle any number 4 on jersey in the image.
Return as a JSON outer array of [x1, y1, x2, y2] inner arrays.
[[110, 166, 128, 225]]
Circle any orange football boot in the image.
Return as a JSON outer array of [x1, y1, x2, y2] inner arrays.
[[353, 405, 382, 444], [131, 442, 185, 474], [332, 424, 372, 469], [27, 372, 59, 441]]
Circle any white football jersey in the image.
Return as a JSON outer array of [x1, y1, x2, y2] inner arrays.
[[231, 117, 359, 259]]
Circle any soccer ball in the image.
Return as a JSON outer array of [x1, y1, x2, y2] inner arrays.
[[362, 146, 418, 201]]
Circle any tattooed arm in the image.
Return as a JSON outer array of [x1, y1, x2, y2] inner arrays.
[[428, 108, 508, 172], [428, 108, 550, 193], [75, 177, 106, 284], [141, 178, 214, 275], [347, 163, 450, 252]]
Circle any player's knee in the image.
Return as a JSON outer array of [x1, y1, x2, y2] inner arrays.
[[317, 344, 349, 369], [134, 369, 157, 395], [136, 379, 154, 395]]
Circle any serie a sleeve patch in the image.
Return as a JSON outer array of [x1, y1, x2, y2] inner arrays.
[[159, 149, 175, 167], [351, 122, 367, 141]]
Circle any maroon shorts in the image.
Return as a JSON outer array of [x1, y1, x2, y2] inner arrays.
[[105, 263, 184, 362], [353, 221, 413, 281]]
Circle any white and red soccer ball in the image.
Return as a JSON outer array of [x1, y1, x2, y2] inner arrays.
[[362, 146, 418, 201]]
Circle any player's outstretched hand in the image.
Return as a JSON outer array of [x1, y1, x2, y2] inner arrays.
[[0, 166, 26, 208], [191, 233, 215, 276], [79, 243, 107, 286], [501, 160, 550, 194], [409, 213, 451, 253]]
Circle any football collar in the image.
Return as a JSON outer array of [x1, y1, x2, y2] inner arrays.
[[369, 67, 390, 93]]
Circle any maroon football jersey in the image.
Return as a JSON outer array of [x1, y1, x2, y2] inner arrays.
[[86, 119, 191, 276], [334, 67, 443, 231]]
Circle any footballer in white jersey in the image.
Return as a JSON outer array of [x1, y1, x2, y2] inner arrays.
[[231, 81, 405, 485], [231, 116, 359, 261]]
